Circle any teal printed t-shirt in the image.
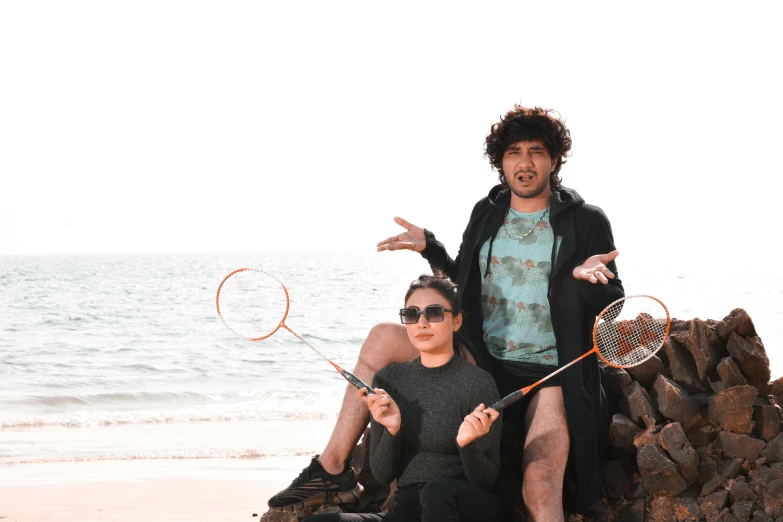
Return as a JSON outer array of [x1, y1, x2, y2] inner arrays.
[[478, 207, 560, 365]]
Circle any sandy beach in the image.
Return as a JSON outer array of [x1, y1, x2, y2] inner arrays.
[[0, 457, 302, 522]]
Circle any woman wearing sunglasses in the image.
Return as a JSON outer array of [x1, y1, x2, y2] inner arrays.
[[303, 275, 508, 522]]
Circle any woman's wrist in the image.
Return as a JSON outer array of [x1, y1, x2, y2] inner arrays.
[[386, 425, 400, 437], [456, 434, 473, 448]]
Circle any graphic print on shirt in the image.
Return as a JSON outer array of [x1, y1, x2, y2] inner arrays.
[[478, 208, 560, 365]]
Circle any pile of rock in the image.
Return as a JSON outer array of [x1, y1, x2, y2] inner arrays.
[[594, 308, 783, 522], [262, 308, 783, 522]]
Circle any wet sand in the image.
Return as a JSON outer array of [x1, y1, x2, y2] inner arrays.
[[0, 457, 304, 522]]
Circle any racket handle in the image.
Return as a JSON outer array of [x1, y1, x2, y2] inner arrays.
[[490, 390, 523, 412], [340, 370, 375, 395]]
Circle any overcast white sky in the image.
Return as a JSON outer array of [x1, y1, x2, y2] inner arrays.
[[2, 2, 782, 375], [1, 1, 781, 262]]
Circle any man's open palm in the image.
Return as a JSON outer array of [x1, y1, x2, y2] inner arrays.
[[376, 217, 426, 253], [573, 250, 619, 284]]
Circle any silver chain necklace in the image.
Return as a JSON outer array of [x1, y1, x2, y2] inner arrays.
[[503, 206, 550, 240]]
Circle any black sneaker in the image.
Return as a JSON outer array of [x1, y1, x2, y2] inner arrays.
[[267, 455, 364, 511]]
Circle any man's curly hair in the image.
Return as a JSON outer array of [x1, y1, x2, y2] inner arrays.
[[484, 105, 572, 190]]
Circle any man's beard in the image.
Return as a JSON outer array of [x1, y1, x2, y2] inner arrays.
[[505, 173, 551, 199]]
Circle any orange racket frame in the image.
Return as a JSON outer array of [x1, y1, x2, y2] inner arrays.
[[216, 268, 375, 394], [489, 294, 670, 412]]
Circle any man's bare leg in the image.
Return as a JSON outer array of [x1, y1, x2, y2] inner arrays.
[[521, 387, 570, 522], [318, 322, 418, 474]]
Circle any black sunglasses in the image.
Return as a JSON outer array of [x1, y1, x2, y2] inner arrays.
[[399, 305, 454, 324]]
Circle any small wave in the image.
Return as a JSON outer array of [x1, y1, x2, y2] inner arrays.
[[298, 334, 336, 343], [16, 391, 209, 407], [237, 358, 278, 365], [1, 408, 337, 429], [41, 313, 98, 325], [1, 447, 320, 466], [33, 378, 119, 389], [121, 364, 162, 372]]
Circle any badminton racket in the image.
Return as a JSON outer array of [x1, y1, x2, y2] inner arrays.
[[216, 268, 375, 395], [490, 294, 670, 411]]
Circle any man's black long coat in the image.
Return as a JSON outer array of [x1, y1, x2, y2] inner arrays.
[[421, 184, 624, 510]]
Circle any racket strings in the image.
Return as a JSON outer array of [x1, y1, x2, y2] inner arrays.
[[595, 297, 669, 368], [217, 270, 289, 340]]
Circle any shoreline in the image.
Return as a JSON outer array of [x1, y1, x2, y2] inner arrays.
[[0, 457, 304, 522]]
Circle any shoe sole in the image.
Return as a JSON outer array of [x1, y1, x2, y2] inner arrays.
[[268, 483, 364, 512]]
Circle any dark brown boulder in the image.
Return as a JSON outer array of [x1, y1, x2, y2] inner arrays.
[[716, 308, 757, 343], [672, 319, 725, 382], [670, 318, 691, 334], [699, 454, 718, 486], [708, 385, 758, 434], [657, 422, 700, 487], [763, 376, 783, 400], [609, 413, 642, 453], [716, 457, 744, 479], [731, 500, 756, 522], [672, 497, 702, 521], [708, 374, 727, 394], [626, 482, 646, 500], [698, 489, 728, 522], [728, 477, 757, 503], [686, 415, 720, 448], [700, 474, 726, 496], [751, 509, 775, 522], [627, 354, 666, 388], [603, 459, 631, 499], [603, 365, 633, 397], [726, 333, 771, 389], [647, 496, 674, 522], [715, 432, 767, 462], [759, 478, 783, 519], [751, 463, 783, 519], [616, 499, 646, 522], [637, 444, 688, 496], [620, 381, 661, 425], [760, 433, 783, 463], [654, 374, 701, 429], [690, 392, 717, 406], [665, 337, 709, 393], [584, 498, 613, 521], [753, 405, 781, 442], [633, 414, 662, 449], [717, 357, 749, 388], [749, 462, 775, 488]]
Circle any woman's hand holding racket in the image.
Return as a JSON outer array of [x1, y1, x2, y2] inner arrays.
[[376, 217, 427, 253], [456, 404, 500, 448], [360, 387, 401, 436]]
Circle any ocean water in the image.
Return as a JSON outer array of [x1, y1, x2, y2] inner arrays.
[[1, 252, 781, 475]]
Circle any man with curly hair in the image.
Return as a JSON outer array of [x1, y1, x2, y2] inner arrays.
[[267, 105, 623, 522]]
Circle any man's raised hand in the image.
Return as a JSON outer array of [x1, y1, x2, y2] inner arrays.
[[573, 250, 620, 284], [376, 217, 426, 253]]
